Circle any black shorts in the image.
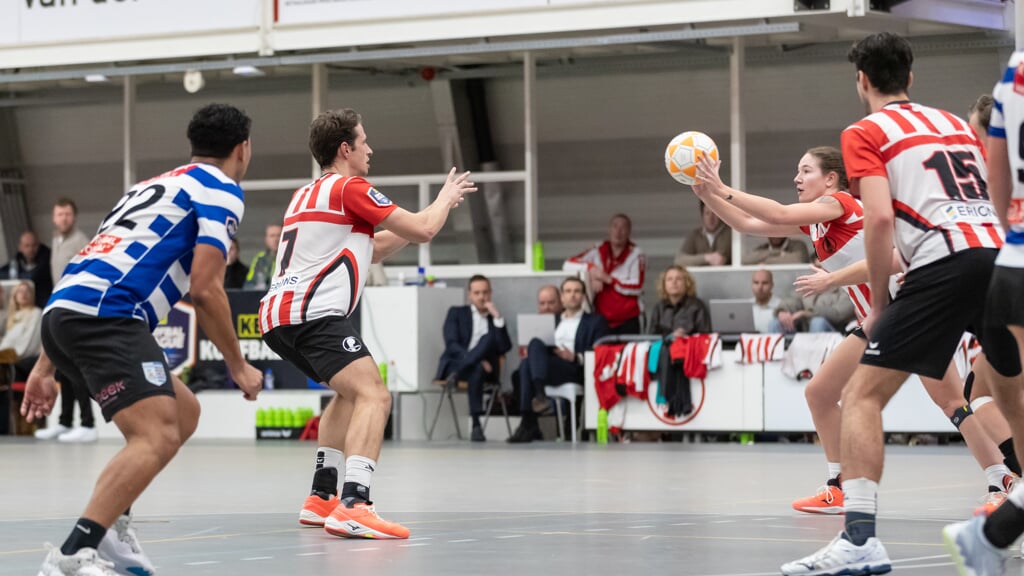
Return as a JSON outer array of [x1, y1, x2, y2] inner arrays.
[[262, 315, 373, 384], [983, 264, 1024, 377], [41, 308, 175, 422], [860, 249, 1017, 379]]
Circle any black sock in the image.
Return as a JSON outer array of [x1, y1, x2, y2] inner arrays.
[[341, 481, 370, 503], [842, 511, 876, 546], [311, 467, 338, 498], [984, 499, 1024, 548], [60, 518, 106, 555], [123, 507, 131, 517], [826, 477, 841, 488], [472, 415, 481, 428], [999, 439, 1021, 476]]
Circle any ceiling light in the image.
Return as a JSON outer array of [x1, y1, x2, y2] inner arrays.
[[183, 69, 205, 93], [84, 74, 109, 83], [232, 65, 265, 77]]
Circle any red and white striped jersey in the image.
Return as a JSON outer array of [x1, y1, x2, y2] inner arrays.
[[258, 174, 396, 333], [842, 102, 1003, 271], [800, 191, 873, 320], [737, 333, 785, 364]]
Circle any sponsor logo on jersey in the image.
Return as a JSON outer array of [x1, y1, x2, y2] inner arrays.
[[1014, 62, 1024, 96], [226, 215, 239, 238], [367, 187, 393, 207], [1008, 199, 1024, 225], [142, 362, 168, 386], [942, 202, 996, 223], [237, 314, 261, 338], [94, 380, 126, 405], [269, 275, 300, 292], [79, 233, 122, 256], [342, 336, 363, 353]]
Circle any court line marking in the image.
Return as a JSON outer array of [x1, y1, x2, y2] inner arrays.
[[241, 556, 273, 561], [495, 535, 524, 539], [350, 547, 380, 552], [296, 552, 325, 556], [180, 527, 221, 538], [184, 561, 220, 566], [399, 543, 430, 548], [448, 539, 477, 543]]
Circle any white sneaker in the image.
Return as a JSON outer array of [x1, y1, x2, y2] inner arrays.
[[943, 515, 1008, 576], [35, 425, 70, 440], [58, 427, 98, 444], [37, 545, 118, 576], [781, 532, 891, 575], [98, 514, 155, 576]]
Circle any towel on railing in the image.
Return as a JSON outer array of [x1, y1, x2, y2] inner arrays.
[[781, 332, 846, 380]]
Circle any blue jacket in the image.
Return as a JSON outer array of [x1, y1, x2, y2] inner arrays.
[[435, 305, 512, 379]]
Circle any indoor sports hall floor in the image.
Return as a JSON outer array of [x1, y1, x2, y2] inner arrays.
[[0, 439, 1020, 575]]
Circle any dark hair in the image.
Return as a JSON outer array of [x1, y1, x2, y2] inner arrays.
[[54, 197, 78, 215], [805, 146, 849, 191], [969, 94, 994, 132], [561, 276, 586, 292], [467, 274, 490, 289], [310, 109, 362, 170], [187, 104, 251, 158], [847, 32, 913, 96]]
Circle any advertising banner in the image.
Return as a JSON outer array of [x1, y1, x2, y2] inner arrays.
[[1, 0, 259, 47], [277, 0, 545, 25]]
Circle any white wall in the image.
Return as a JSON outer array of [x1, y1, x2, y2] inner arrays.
[[13, 48, 1009, 271]]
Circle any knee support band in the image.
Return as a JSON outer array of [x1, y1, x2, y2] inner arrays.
[[949, 404, 973, 429]]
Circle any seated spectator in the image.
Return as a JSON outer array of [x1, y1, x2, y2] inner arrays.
[[675, 201, 732, 267], [244, 223, 282, 290], [750, 269, 780, 333], [508, 277, 608, 443], [435, 274, 512, 442], [646, 265, 710, 338], [743, 236, 811, 265], [2, 231, 52, 308], [536, 284, 563, 315], [772, 259, 856, 333], [0, 280, 42, 381], [563, 213, 645, 335], [224, 238, 249, 289]]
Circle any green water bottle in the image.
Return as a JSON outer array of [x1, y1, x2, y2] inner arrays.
[[532, 241, 545, 271], [596, 408, 609, 444], [378, 362, 388, 384], [256, 407, 266, 428]]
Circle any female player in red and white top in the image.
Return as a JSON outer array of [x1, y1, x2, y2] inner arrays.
[[691, 147, 1010, 515]]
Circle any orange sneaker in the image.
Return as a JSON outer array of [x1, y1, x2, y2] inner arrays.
[[974, 475, 1016, 517], [792, 483, 844, 515], [324, 499, 410, 539], [299, 493, 340, 527], [974, 491, 1008, 517]]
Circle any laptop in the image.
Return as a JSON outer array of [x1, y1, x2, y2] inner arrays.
[[516, 313, 556, 346], [709, 298, 757, 334]]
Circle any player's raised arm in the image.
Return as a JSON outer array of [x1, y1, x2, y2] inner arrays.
[[378, 167, 476, 243]]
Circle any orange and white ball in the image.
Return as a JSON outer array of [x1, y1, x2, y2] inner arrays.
[[664, 131, 719, 186]]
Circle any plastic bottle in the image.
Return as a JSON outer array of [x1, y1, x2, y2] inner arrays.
[[532, 241, 545, 272], [416, 266, 426, 286], [7, 260, 17, 280], [378, 362, 388, 384], [263, 368, 275, 390], [596, 408, 609, 444], [387, 360, 396, 389]]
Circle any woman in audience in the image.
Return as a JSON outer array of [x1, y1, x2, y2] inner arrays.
[[646, 265, 710, 337], [1, 280, 42, 380], [692, 146, 1012, 516]]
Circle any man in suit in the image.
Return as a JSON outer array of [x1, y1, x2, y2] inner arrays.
[[436, 274, 512, 442], [508, 276, 608, 443]]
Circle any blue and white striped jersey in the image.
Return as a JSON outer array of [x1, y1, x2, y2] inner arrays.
[[46, 163, 244, 330], [990, 50, 1024, 268]]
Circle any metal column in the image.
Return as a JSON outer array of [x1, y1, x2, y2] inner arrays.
[[728, 37, 746, 267], [523, 51, 538, 267], [123, 75, 136, 192], [311, 63, 328, 179]]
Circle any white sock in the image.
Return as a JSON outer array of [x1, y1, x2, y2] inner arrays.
[[985, 464, 1012, 491], [827, 462, 841, 481], [316, 447, 344, 471], [970, 396, 993, 411], [841, 477, 878, 515], [345, 455, 377, 489]]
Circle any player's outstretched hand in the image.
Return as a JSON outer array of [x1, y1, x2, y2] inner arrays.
[[439, 167, 477, 209], [21, 370, 58, 423], [794, 265, 833, 297], [232, 362, 264, 401], [693, 155, 724, 195]]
